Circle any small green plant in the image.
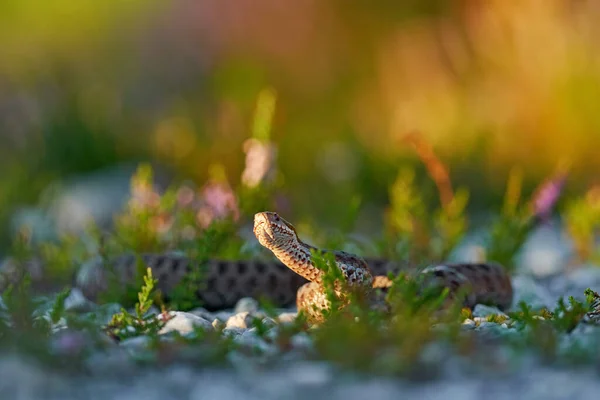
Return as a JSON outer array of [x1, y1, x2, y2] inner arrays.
[[106, 267, 167, 340], [485, 168, 537, 271], [304, 248, 468, 376], [49, 287, 71, 325], [385, 166, 469, 265], [563, 187, 600, 263]]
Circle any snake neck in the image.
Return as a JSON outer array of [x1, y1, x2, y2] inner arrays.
[[268, 237, 325, 283]]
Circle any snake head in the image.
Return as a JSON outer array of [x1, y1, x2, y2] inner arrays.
[[253, 211, 298, 248]]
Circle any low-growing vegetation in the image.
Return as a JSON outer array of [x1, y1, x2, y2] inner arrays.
[[1, 151, 600, 378]]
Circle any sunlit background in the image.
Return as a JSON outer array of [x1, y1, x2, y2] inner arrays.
[[2, 0, 600, 256]]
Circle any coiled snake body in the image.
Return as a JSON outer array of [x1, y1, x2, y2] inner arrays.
[[2, 212, 514, 323], [253, 211, 513, 322]]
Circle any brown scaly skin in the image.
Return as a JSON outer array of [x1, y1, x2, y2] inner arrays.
[[0, 251, 399, 311], [0, 212, 511, 318], [253, 211, 514, 322]]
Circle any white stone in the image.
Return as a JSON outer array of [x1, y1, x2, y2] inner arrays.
[[461, 319, 476, 329], [158, 312, 213, 336], [226, 311, 254, 329], [277, 312, 298, 324]]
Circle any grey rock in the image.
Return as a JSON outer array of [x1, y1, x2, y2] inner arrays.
[[517, 224, 571, 277], [214, 310, 234, 321], [120, 335, 153, 351], [50, 330, 90, 357], [44, 163, 172, 235], [234, 297, 260, 314], [549, 264, 600, 301], [285, 361, 333, 386], [85, 347, 135, 376], [472, 304, 507, 318], [222, 327, 247, 337], [189, 307, 216, 321], [158, 312, 213, 336], [475, 321, 501, 329], [236, 328, 275, 353], [261, 317, 278, 329], [290, 332, 314, 351], [9, 207, 56, 243], [511, 275, 556, 310], [64, 288, 97, 313]]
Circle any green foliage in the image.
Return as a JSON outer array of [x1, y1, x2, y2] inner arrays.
[[106, 267, 166, 340], [484, 169, 535, 271], [485, 212, 532, 271], [308, 269, 465, 376], [49, 287, 71, 325], [309, 249, 350, 321], [385, 167, 469, 263], [562, 190, 600, 263]]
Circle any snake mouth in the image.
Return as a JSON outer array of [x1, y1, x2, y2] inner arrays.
[[253, 216, 273, 242]]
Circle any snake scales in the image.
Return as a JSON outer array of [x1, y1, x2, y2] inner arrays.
[[1, 211, 513, 320]]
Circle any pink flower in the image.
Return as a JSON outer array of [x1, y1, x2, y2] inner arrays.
[[531, 172, 567, 221], [241, 138, 277, 188], [196, 181, 240, 228]]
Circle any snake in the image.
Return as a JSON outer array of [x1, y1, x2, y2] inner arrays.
[[0, 211, 515, 321], [51, 211, 504, 319], [5, 210, 600, 325], [252, 211, 513, 322]]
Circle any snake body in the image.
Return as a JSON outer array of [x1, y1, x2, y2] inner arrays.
[[1, 211, 513, 321], [252, 211, 513, 321]]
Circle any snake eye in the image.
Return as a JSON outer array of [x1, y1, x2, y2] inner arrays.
[[274, 214, 280, 221]]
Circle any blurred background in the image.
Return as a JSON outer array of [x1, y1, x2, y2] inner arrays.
[[1, 0, 599, 257]]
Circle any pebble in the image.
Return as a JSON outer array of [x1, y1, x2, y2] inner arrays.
[[234, 297, 260, 314], [511, 275, 556, 310], [462, 319, 476, 329], [260, 317, 278, 330], [549, 264, 600, 301], [222, 327, 247, 337], [158, 312, 213, 336], [119, 335, 153, 351], [290, 332, 313, 351], [226, 311, 255, 329], [517, 224, 571, 278], [64, 288, 97, 313], [189, 307, 216, 322], [214, 311, 234, 322], [212, 318, 225, 330], [277, 312, 298, 324], [472, 304, 507, 318]]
